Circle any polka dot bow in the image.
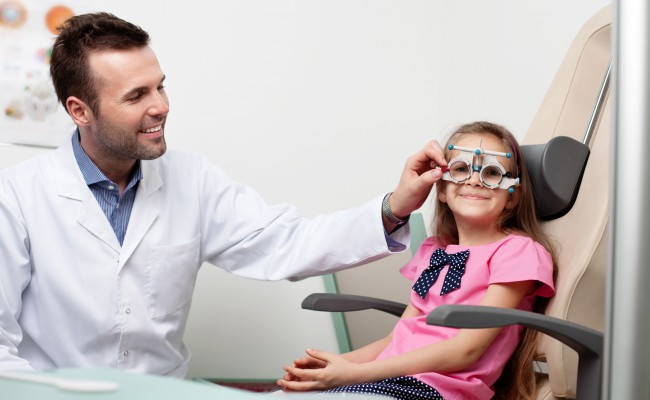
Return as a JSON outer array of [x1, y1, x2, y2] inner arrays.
[[412, 248, 470, 298]]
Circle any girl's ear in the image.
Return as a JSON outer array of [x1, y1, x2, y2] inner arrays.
[[505, 188, 520, 210], [437, 183, 448, 203]]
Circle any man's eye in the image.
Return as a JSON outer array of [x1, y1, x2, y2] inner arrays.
[[128, 93, 144, 102]]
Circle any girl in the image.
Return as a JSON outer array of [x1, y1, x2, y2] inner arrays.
[[276, 121, 556, 400]]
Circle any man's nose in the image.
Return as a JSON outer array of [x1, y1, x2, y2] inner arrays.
[[149, 92, 169, 117]]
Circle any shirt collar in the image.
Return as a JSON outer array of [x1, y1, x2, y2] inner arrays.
[[71, 130, 143, 188]]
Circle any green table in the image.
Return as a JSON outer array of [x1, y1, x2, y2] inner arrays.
[[0, 368, 386, 399], [0, 368, 266, 399]]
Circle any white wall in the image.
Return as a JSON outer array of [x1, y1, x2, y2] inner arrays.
[[1, 0, 610, 380]]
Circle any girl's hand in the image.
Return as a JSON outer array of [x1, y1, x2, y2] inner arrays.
[[292, 353, 327, 370], [276, 348, 363, 392], [278, 353, 328, 391]]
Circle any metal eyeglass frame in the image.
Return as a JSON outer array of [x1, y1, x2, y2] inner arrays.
[[441, 144, 520, 193]]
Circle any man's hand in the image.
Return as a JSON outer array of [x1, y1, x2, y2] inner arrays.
[[389, 140, 447, 219]]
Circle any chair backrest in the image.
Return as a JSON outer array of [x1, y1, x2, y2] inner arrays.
[[521, 5, 611, 399], [409, 213, 428, 256]]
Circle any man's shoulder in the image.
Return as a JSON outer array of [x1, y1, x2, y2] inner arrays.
[[145, 148, 228, 184], [158, 148, 199, 162], [147, 148, 205, 171], [0, 148, 64, 207], [0, 148, 58, 181]]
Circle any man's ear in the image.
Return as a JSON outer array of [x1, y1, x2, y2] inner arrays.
[[66, 97, 94, 126]]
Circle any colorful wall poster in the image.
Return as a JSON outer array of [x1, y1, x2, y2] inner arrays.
[[0, 1, 76, 147]]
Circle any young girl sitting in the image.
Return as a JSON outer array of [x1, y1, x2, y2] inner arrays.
[[276, 121, 557, 400]]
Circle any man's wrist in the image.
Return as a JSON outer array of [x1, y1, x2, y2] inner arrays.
[[382, 192, 410, 225]]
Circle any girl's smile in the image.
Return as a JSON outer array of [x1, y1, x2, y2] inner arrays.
[[438, 132, 519, 245], [458, 189, 491, 200]]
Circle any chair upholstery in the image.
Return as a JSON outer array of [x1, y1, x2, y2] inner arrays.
[[522, 5, 610, 398]]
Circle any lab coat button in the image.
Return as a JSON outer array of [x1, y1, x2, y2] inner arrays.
[[125, 308, 131, 314], [123, 351, 129, 357]]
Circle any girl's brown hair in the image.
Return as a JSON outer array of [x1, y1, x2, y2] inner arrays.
[[433, 121, 557, 400]]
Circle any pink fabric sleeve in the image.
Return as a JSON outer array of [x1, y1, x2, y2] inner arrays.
[[399, 237, 439, 281], [488, 236, 555, 298]]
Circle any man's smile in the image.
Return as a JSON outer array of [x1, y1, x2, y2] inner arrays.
[[138, 124, 163, 138]]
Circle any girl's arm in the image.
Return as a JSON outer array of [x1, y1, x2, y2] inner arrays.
[[279, 303, 420, 387], [340, 303, 420, 363], [278, 280, 533, 391]]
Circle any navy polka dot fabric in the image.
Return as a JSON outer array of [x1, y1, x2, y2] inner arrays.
[[321, 376, 444, 399], [412, 248, 470, 298]]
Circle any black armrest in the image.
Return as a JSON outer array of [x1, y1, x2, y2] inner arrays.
[[426, 305, 603, 400], [302, 293, 407, 317]]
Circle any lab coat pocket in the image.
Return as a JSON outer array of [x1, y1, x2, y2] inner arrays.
[[147, 235, 201, 319]]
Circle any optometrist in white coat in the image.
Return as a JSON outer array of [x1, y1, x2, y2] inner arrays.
[[0, 12, 446, 377]]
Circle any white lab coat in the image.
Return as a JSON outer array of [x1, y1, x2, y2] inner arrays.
[[0, 140, 408, 377]]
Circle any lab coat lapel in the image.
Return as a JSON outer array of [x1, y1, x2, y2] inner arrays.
[[118, 159, 162, 271], [52, 141, 121, 253], [76, 191, 121, 253]]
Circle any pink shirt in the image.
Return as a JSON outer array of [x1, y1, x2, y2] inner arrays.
[[375, 234, 555, 400]]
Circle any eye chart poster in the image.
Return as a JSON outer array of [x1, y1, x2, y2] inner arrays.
[[0, 1, 81, 147]]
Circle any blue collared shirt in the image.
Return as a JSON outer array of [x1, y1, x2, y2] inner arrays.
[[71, 132, 142, 246]]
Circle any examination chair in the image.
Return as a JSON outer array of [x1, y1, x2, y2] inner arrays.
[[302, 5, 611, 400]]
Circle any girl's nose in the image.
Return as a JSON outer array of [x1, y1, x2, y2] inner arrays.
[[466, 170, 483, 186]]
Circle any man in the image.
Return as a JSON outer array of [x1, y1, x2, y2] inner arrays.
[[0, 13, 445, 377]]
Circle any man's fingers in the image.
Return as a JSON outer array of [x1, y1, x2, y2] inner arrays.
[[420, 140, 447, 169], [407, 140, 447, 176], [422, 167, 443, 186]]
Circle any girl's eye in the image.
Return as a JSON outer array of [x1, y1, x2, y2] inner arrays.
[[449, 161, 471, 181], [450, 162, 469, 173], [481, 165, 504, 185]]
